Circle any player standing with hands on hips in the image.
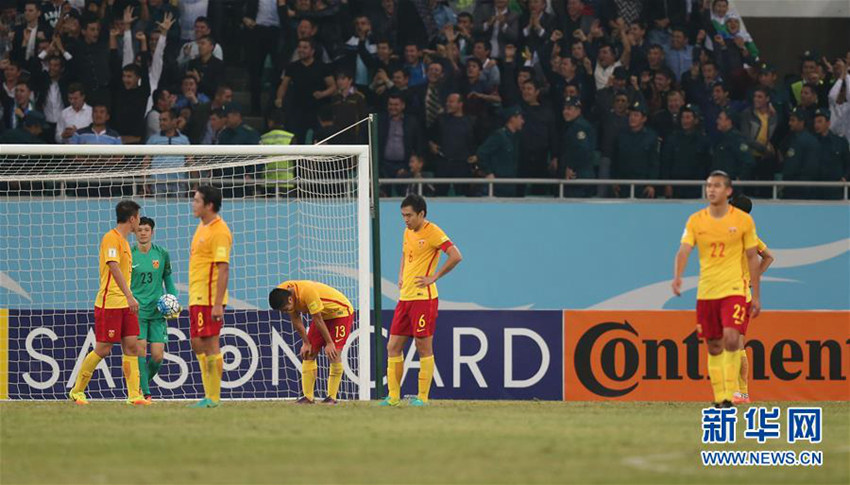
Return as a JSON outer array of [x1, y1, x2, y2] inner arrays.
[[382, 195, 463, 407]]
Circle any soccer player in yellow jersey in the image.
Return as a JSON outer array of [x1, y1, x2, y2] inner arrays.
[[382, 195, 463, 407], [672, 171, 762, 408], [70, 200, 148, 405], [269, 280, 354, 404], [729, 195, 774, 404], [188, 186, 233, 408]]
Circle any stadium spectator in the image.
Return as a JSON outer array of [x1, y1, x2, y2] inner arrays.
[[111, 63, 148, 144], [0, 108, 46, 143], [429, 92, 476, 194], [176, 16, 222, 68], [378, 93, 424, 180], [340, 15, 378, 89], [592, 19, 631, 91], [242, 0, 281, 115], [146, 88, 174, 141], [412, 60, 450, 130], [704, 80, 744, 140], [329, 69, 368, 144], [401, 42, 427, 87], [10, 1, 49, 63], [70, 102, 121, 144], [146, 108, 190, 196], [663, 26, 696, 83], [33, 54, 67, 140], [174, 74, 209, 110], [200, 107, 225, 144], [472, 0, 519, 60], [55, 82, 92, 144], [740, 86, 781, 186], [186, 83, 231, 144], [470, 39, 500, 91], [598, 89, 629, 196], [560, 0, 594, 38], [650, 89, 684, 140], [828, 57, 850, 140], [275, 39, 335, 143], [68, 15, 112, 107], [185, 35, 225, 98], [518, 78, 556, 194], [472, 105, 524, 197]]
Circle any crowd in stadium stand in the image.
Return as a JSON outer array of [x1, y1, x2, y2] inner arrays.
[[0, 0, 848, 199]]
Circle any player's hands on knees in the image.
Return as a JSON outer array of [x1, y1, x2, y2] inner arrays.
[[671, 277, 682, 296], [212, 304, 224, 322], [324, 342, 339, 361], [128, 296, 140, 314], [750, 298, 761, 319], [299, 342, 312, 360]]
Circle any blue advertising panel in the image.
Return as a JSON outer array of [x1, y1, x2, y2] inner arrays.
[[382, 310, 563, 400]]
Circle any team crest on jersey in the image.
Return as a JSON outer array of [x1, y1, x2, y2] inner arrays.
[[152, 260, 160, 269], [418, 239, 426, 247], [787, 148, 795, 157], [108, 329, 115, 338], [577, 131, 586, 140], [729, 227, 738, 233], [739, 143, 748, 152]]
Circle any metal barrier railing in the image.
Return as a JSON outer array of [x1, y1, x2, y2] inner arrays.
[[378, 178, 850, 200]]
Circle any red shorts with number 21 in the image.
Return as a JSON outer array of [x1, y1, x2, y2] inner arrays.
[[390, 299, 438, 337], [696, 295, 749, 340]]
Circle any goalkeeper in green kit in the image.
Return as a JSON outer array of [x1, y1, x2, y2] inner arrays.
[[131, 217, 179, 402]]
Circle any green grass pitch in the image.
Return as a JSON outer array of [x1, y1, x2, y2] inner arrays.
[[1, 401, 847, 484]]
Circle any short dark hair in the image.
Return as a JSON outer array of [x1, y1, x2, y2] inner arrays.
[[387, 93, 406, 104], [269, 288, 292, 310], [317, 105, 334, 122], [81, 15, 100, 30], [268, 107, 286, 126], [68, 83, 86, 96], [729, 194, 752, 214], [401, 194, 427, 217], [122, 63, 143, 78], [139, 216, 156, 229], [195, 16, 210, 26], [753, 86, 770, 98], [708, 170, 732, 188], [457, 12, 473, 22], [116, 200, 141, 223], [196, 185, 222, 213], [466, 57, 483, 69], [91, 102, 110, 113]]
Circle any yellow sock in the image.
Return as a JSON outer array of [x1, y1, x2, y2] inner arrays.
[[707, 352, 726, 403], [301, 359, 318, 401], [122, 355, 141, 401], [738, 349, 749, 395], [387, 355, 403, 402], [206, 353, 223, 403], [418, 355, 435, 402], [328, 362, 344, 400], [196, 353, 209, 398], [72, 351, 102, 394], [723, 349, 741, 401]]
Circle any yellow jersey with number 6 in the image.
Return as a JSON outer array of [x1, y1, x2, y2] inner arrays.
[[681, 206, 758, 300], [400, 222, 453, 301]]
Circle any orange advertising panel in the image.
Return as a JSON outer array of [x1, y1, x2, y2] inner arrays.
[[564, 311, 850, 401]]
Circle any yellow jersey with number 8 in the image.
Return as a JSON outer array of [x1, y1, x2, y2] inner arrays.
[[189, 217, 233, 306]]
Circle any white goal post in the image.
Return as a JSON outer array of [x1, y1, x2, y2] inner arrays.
[[0, 144, 372, 401]]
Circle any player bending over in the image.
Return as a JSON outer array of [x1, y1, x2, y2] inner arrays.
[[728, 195, 774, 404], [383, 194, 462, 407], [269, 280, 354, 404], [70, 200, 148, 405], [672, 171, 762, 408], [131, 217, 178, 402]]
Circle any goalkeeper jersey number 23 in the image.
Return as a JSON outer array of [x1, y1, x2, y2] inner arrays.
[[131, 244, 173, 320]]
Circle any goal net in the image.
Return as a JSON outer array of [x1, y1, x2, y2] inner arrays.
[[0, 144, 372, 401]]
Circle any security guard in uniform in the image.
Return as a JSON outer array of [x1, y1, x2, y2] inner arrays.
[[782, 107, 820, 199], [555, 97, 596, 197], [711, 107, 755, 182], [612, 100, 659, 198], [812, 108, 850, 199], [661, 104, 711, 198]]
